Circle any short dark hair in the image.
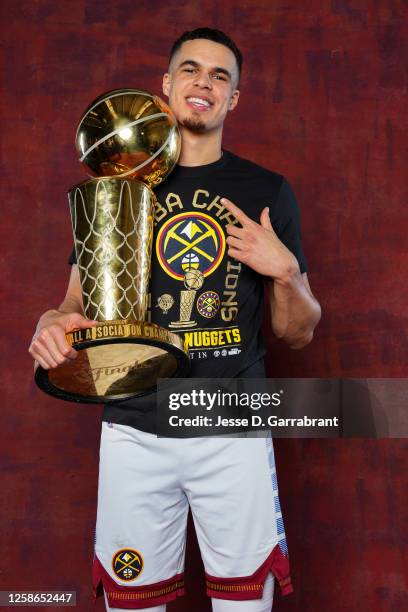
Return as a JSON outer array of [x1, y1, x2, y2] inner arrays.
[[169, 28, 243, 82]]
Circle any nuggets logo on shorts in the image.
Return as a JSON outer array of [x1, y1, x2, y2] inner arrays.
[[156, 212, 226, 280], [112, 548, 143, 581], [197, 291, 220, 318]]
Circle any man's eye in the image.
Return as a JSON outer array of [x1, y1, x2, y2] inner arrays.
[[183, 68, 195, 73], [213, 74, 227, 81]]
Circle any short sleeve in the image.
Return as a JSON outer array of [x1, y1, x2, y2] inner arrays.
[[271, 178, 308, 274], [68, 247, 77, 265]]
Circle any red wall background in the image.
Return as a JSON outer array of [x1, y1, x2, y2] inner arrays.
[[1, 1, 407, 610]]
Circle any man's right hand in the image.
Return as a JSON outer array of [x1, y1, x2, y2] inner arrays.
[[28, 310, 97, 370]]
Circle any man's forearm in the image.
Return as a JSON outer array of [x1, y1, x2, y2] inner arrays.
[[267, 267, 321, 349], [58, 293, 84, 315], [37, 296, 84, 331], [36, 264, 84, 329]]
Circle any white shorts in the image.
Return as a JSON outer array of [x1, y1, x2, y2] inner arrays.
[[93, 422, 293, 609]]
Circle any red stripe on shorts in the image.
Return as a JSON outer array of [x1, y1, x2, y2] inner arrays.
[[205, 543, 293, 600], [92, 555, 185, 609]]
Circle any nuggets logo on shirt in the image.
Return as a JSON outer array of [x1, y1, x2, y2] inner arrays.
[[152, 197, 243, 360], [197, 291, 220, 318], [112, 548, 143, 581], [156, 212, 225, 280]]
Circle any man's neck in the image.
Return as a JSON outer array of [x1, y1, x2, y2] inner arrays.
[[178, 127, 223, 167]]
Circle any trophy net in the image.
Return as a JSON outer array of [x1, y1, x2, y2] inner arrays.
[[70, 178, 152, 322]]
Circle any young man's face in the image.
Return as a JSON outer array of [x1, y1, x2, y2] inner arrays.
[[162, 38, 240, 134]]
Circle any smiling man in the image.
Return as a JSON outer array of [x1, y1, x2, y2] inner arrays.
[[164, 38, 240, 141], [29, 28, 320, 612]]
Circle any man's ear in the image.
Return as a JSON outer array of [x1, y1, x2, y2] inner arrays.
[[228, 89, 240, 111], [162, 73, 171, 97]]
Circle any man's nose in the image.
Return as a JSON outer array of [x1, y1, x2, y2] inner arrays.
[[194, 72, 212, 89]]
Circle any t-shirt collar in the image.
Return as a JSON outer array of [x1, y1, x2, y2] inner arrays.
[[172, 150, 230, 179]]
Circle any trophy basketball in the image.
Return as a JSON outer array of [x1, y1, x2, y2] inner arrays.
[[35, 89, 190, 403]]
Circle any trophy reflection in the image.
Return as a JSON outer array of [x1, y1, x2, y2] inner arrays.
[[35, 89, 190, 403]]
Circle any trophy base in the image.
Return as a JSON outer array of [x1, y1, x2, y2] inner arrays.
[[35, 320, 190, 404]]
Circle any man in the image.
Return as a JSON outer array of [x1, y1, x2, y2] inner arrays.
[[29, 28, 321, 612]]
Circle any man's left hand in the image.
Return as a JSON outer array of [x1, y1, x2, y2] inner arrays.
[[221, 198, 300, 282]]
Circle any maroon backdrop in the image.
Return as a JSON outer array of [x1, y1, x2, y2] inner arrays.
[[1, 1, 407, 610]]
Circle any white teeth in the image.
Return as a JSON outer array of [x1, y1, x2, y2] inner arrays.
[[187, 97, 211, 107]]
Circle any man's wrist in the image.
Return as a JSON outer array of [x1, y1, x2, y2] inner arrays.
[[266, 257, 301, 287], [39, 308, 60, 322], [37, 309, 62, 328]]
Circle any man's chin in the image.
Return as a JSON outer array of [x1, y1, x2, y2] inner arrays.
[[180, 116, 207, 134]]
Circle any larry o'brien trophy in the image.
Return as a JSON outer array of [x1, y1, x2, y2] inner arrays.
[[35, 89, 190, 403]]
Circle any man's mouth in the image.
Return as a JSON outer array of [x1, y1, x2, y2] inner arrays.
[[185, 96, 213, 111]]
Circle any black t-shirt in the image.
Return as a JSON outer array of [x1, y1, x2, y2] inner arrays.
[[69, 150, 307, 433]]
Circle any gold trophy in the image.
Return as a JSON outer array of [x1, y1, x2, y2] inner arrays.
[[35, 89, 190, 403], [169, 270, 204, 328]]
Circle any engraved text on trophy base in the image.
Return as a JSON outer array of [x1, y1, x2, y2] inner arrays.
[[48, 344, 177, 398]]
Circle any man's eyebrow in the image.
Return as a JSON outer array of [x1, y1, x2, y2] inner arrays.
[[178, 59, 232, 79]]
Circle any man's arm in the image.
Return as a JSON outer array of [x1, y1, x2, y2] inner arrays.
[[28, 264, 97, 370], [220, 198, 321, 349], [266, 270, 321, 349]]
